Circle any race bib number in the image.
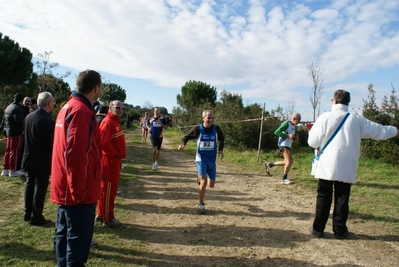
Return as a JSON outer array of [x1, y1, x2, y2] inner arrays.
[[199, 141, 215, 151], [153, 121, 162, 128]]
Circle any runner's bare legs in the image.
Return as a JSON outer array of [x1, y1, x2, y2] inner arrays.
[[198, 175, 215, 204], [269, 148, 293, 175]]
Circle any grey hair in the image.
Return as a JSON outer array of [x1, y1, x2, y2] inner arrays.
[[291, 113, 301, 119], [202, 110, 214, 117], [37, 92, 53, 108], [108, 100, 119, 108]]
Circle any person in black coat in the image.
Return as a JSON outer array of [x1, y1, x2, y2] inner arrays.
[[22, 92, 56, 225], [1, 93, 25, 177]]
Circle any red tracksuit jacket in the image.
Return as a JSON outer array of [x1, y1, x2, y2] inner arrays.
[[50, 93, 102, 205]]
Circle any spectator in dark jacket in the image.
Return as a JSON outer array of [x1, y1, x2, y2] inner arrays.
[[1, 93, 25, 177], [22, 92, 55, 225]]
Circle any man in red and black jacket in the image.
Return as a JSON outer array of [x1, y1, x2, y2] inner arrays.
[[50, 70, 103, 267], [96, 100, 126, 228]]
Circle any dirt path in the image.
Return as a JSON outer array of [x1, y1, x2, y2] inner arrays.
[[123, 129, 399, 267]]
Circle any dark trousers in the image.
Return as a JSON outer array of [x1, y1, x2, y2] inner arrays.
[[312, 179, 351, 235], [55, 203, 96, 267], [24, 172, 49, 222]]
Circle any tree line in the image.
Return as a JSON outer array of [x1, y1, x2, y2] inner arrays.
[[1, 33, 398, 164]]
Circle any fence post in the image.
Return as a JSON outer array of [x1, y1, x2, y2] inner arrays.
[[256, 103, 265, 163]]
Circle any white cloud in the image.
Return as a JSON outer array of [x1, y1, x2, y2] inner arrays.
[[0, 0, 398, 119]]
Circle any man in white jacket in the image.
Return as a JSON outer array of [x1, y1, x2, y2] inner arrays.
[[307, 89, 398, 239]]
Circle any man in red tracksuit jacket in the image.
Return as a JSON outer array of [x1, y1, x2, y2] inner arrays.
[[51, 70, 103, 266], [96, 100, 127, 228]]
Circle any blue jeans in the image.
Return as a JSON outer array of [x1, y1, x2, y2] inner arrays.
[[55, 203, 96, 267]]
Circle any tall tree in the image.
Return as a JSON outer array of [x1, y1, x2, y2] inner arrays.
[[0, 33, 33, 89], [362, 83, 379, 121], [388, 84, 399, 126], [270, 103, 284, 119], [176, 80, 217, 125], [308, 62, 324, 122], [100, 83, 127, 104], [0, 33, 33, 107], [215, 90, 248, 148], [34, 51, 71, 92], [53, 79, 72, 102], [177, 80, 217, 110]]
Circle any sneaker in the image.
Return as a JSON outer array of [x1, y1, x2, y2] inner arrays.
[[198, 203, 205, 214], [308, 226, 324, 238], [265, 162, 271, 175], [95, 215, 103, 224], [1, 169, 10, 176], [154, 161, 158, 168], [152, 163, 156, 171], [9, 170, 25, 177], [103, 218, 124, 228], [281, 178, 294, 185]]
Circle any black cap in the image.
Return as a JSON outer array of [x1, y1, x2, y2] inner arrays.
[[14, 93, 24, 102]]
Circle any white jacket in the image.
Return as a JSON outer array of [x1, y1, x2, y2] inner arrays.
[[308, 104, 397, 183]]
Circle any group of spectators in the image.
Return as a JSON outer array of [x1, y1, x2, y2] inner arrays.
[[1, 92, 55, 228], [0, 70, 128, 266]]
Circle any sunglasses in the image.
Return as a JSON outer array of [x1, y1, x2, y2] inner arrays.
[[113, 106, 125, 110], [206, 117, 214, 120]]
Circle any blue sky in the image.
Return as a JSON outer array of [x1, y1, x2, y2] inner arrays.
[[1, 0, 398, 121]]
